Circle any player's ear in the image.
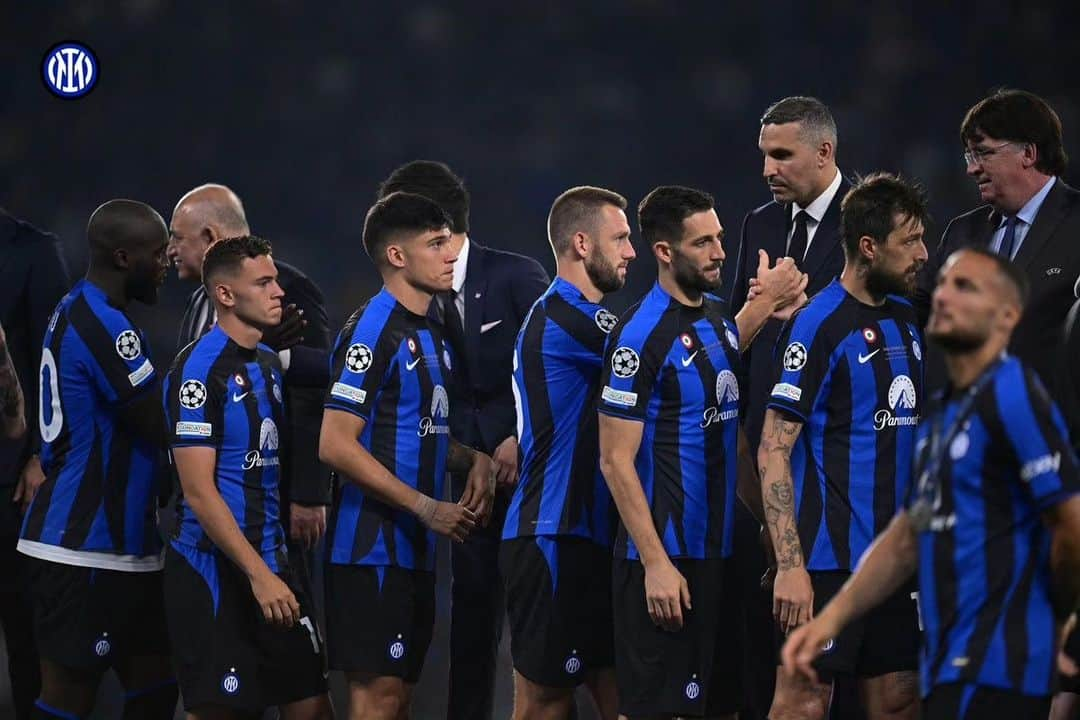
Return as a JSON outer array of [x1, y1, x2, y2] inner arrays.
[[652, 239, 672, 264], [213, 281, 235, 308], [112, 247, 130, 270], [858, 235, 876, 264], [572, 231, 590, 261], [386, 243, 407, 269]]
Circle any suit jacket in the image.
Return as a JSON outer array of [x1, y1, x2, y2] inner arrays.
[[0, 209, 71, 492], [431, 240, 550, 454], [914, 178, 1080, 394], [176, 258, 332, 506], [1058, 295, 1080, 452], [727, 179, 849, 449]]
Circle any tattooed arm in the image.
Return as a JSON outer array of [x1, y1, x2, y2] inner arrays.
[[758, 408, 812, 634], [0, 324, 27, 440]]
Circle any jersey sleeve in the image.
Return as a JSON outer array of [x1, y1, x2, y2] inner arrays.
[[995, 364, 1080, 509], [70, 300, 156, 406], [165, 357, 224, 448], [766, 313, 835, 422], [323, 316, 394, 421], [596, 320, 665, 421]]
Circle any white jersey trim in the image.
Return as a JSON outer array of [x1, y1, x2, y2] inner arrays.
[[16, 539, 164, 572]]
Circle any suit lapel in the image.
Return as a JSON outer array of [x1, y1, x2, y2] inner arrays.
[[462, 241, 488, 375], [765, 204, 788, 264], [800, 179, 848, 280], [1012, 179, 1069, 271]]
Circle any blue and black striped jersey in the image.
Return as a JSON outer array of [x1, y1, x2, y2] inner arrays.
[[164, 326, 287, 571], [324, 288, 452, 571], [596, 282, 741, 561], [909, 356, 1080, 698], [18, 279, 163, 571], [503, 278, 617, 545], [768, 280, 923, 571]]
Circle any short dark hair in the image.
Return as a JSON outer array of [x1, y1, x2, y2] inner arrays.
[[951, 246, 1031, 309], [202, 235, 273, 291], [87, 199, 167, 260], [961, 89, 1068, 176], [840, 172, 930, 260], [761, 96, 838, 147], [637, 186, 715, 246], [378, 160, 470, 234], [547, 186, 627, 255], [362, 191, 451, 266]]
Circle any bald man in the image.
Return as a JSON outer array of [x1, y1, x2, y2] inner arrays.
[[18, 200, 178, 719], [168, 183, 332, 576]]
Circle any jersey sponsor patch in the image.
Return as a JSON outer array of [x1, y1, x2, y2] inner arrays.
[[601, 385, 638, 407], [176, 421, 213, 437], [331, 382, 366, 404], [771, 382, 803, 402], [127, 358, 153, 386]]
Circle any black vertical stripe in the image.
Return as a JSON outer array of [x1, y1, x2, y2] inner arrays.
[[354, 360, 402, 564], [236, 360, 267, 548], [653, 365, 686, 556], [868, 320, 898, 540], [821, 352, 854, 569], [61, 429, 103, 548], [690, 321, 730, 556], [926, 436, 959, 687], [68, 296, 144, 403], [413, 327, 438, 569], [517, 309, 554, 536]]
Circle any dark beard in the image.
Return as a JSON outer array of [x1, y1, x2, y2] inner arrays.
[[585, 253, 623, 294], [865, 264, 914, 300], [672, 249, 721, 296]]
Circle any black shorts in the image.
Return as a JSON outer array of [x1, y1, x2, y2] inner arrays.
[[325, 563, 435, 683], [775, 571, 919, 680], [164, 545, 327, 713], [27, 556, 170, 671], [923, 682, 1051, 719], [501, 536, 614, 688], [612, 556, 740, 717]]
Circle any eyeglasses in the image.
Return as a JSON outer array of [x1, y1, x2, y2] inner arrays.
[[963, 141, 1018, 167]]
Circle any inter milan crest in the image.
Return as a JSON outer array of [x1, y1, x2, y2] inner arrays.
[[611, 346, 640, 378], [115, 330, 141, 360], [179, 379, 207, 409], [912, 339, 922, 361], [783, 342, 807, 372], [594, 309, 618, 334], [345, 343, 373, 373]]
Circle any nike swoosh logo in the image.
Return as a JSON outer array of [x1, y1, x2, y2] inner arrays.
[[681, 351, 699, 367], [406, 357, 421, 371], [857, 349, 880, 364], [232, 392, 249, 402], [480, 320, 502, 333]]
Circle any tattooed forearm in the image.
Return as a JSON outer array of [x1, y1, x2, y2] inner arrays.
[[446, 437, 477, 474], [0, 328, 27, 438], [758, 411, 804, 571]]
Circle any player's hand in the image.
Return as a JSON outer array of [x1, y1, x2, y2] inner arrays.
[[262, 303, 306, 351], [781, 613, 840, 685], [491, 435, 519, 488], [774, 566, 814, 635], [643, 557, 691, 632], [771, 290, 808, 322], [460, 452, 496, 526], [13, 454, 46, 514], [250, 568, 300, 627], [418, 498, 477, 542], [1059, 613, 1079, 677], [289, 503, 327, 550], [753, 250, 808, 313]]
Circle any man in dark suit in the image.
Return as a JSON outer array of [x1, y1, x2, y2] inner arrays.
[[0, 208, 70, 719], [914, 89, 1080, 394], [167, 184, 332, 557], [378, 160, 550, 720], [725, 97, 851, 720]]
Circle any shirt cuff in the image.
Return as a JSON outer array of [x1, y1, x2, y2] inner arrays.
[[279, 348, 292, 372]]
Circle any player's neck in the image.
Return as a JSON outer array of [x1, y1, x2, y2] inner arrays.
[[839, 263, 885, 306], [945, 339, 1007, 390], [557, 261, 603, 303], [384, 276, 434, 316], [216, 312, 262, 350], [84, 269, 129, 309]]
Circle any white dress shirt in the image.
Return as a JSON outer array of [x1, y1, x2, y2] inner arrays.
[[787, 168, 843, 257], [989, 176, 1057, 260]]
